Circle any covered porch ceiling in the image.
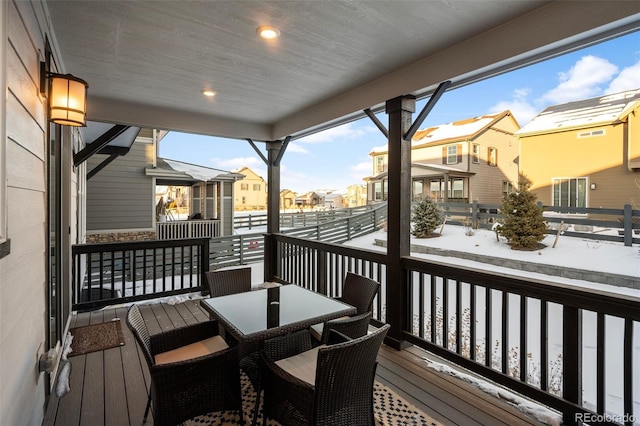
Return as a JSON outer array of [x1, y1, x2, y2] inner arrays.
[[45, 1, 640, 142]]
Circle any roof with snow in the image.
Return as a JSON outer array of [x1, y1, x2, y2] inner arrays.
[[516, 89, 640, 136], [146, 158, 245, 184], [370, 111, 513, 155]]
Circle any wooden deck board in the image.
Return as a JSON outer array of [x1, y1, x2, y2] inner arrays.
[[43, 302, 547, 426]]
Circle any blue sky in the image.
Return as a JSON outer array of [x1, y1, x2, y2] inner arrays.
[[160, 31, 640, 194]]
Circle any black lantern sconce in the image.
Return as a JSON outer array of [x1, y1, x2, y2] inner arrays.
[[40, 61, 88, 127]]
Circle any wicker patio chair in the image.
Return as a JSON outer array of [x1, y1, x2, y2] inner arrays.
[[310, 272, 379, 342], [126, 304, 243, 426], [260, 324, 390, 426], [205, 266, 252, 297], [313, 311, 372, 345]]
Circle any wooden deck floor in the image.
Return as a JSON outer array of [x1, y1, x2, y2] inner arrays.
[[43, 300, 544, 426]]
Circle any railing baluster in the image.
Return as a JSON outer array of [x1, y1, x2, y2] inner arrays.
[[541, 299, 548, 391], [597, 312, 605, 414], [623, 318, 633, 426], [456, 280, 462, 355], [418, 273, 424, 338], [443, 278, 449, 349], [431, 275, 437, 344], [562, 305, 582, 418], [502, 291, 508, 375], [520, 295, 527, 382], [470, 284, 476, 361], [486, 287, 492, 368]]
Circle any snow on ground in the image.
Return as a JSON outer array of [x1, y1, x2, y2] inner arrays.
[[344, 226, 640, 297]]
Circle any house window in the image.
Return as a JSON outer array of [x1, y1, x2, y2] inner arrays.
[[553, 178, 587, 208], [412, 180, 424, 200], [488, 147, 497, 166], [373, 181, 387, 201], [443, 144, 461, 165], [429, 180, 442, 200], [375, 156, 384, 173], [242, 196, 246, 204], [502, 181, 514, 195], [253, 184, 261, 191], [449, 178, 464, 199], [472, 144, 480, 164], [240, 183, 248, 190]]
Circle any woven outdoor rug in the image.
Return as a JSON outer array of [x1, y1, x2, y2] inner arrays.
[[187, 371, 443, 425], [68, 318, 125, 357]]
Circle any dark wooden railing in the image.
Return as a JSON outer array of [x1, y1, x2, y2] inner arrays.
[[270, 234, 639, 426], [70, 204, 387, 309], [71, 238, 209, 311]]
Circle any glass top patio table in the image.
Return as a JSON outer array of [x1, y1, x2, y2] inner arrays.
[[200, 284, 356, 344]]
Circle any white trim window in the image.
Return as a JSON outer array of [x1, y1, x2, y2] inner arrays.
[[446, 145, 458, 164], [552, 177, 587, 208], [472, 144, 480, 164]]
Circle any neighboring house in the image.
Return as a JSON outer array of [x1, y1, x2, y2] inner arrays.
[[323, 192, 344, 209], [345, 184, 368, 208], [366, 111, 520, 204], [234, 166, 268, 211], [280, 189, 297, 210], [149, 158, 244, 236], [86, 129, 243, 241], [296, 191, 324, 209], [517, 89, 640, 209]]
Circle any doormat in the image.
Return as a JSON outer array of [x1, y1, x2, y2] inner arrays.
[[69, 319, 125, 357], [187, 371, 443, 425]]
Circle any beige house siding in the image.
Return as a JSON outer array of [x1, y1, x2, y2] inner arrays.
[[520, 110, 640, 208], [467, 128, 520, 204], [2, 1, 59, 424], [234, 167, 267, 211]]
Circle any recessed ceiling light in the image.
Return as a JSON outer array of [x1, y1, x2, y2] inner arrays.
[[257, 25, 280, 40], [202, 89, 216, 97]]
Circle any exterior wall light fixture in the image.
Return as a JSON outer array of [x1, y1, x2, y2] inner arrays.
[[40, 61, 89, 127], [590, 183, 596, 190]]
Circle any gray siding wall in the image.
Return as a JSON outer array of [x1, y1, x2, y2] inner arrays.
[[86, 138, 154, 230]]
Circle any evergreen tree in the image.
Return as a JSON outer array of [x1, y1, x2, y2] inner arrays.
[[498, 174, 547, 249], [411, 197, 443, 238]]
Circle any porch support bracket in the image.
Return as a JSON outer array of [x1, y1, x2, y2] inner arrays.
[[364, 108, 388, 138], [73, 124, 130, 167], [404, 80, 451, 141]]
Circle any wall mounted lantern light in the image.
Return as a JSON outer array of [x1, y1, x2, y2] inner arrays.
[[40, 61, 88, 127], [590, 183, 596, 190]]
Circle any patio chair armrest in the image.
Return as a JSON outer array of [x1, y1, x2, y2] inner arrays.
[[263, 329, 313, 362], [150, 320, 220, 354], [325, 329, 351, 345]]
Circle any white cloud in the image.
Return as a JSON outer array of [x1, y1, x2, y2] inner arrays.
[[540, 55, 618, 104], [211, 156, 263, 171], [347, 160, 373, 183], [488, 88, 540, 126], [286, 142, 310, 154], [297, 122, 369, 144], [606, 60, 640, 94]]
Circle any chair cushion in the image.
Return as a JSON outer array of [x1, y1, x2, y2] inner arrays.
[[275, 345, 327, 385], [309, 316, 350, 341], [154, 335, 229, 365]]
